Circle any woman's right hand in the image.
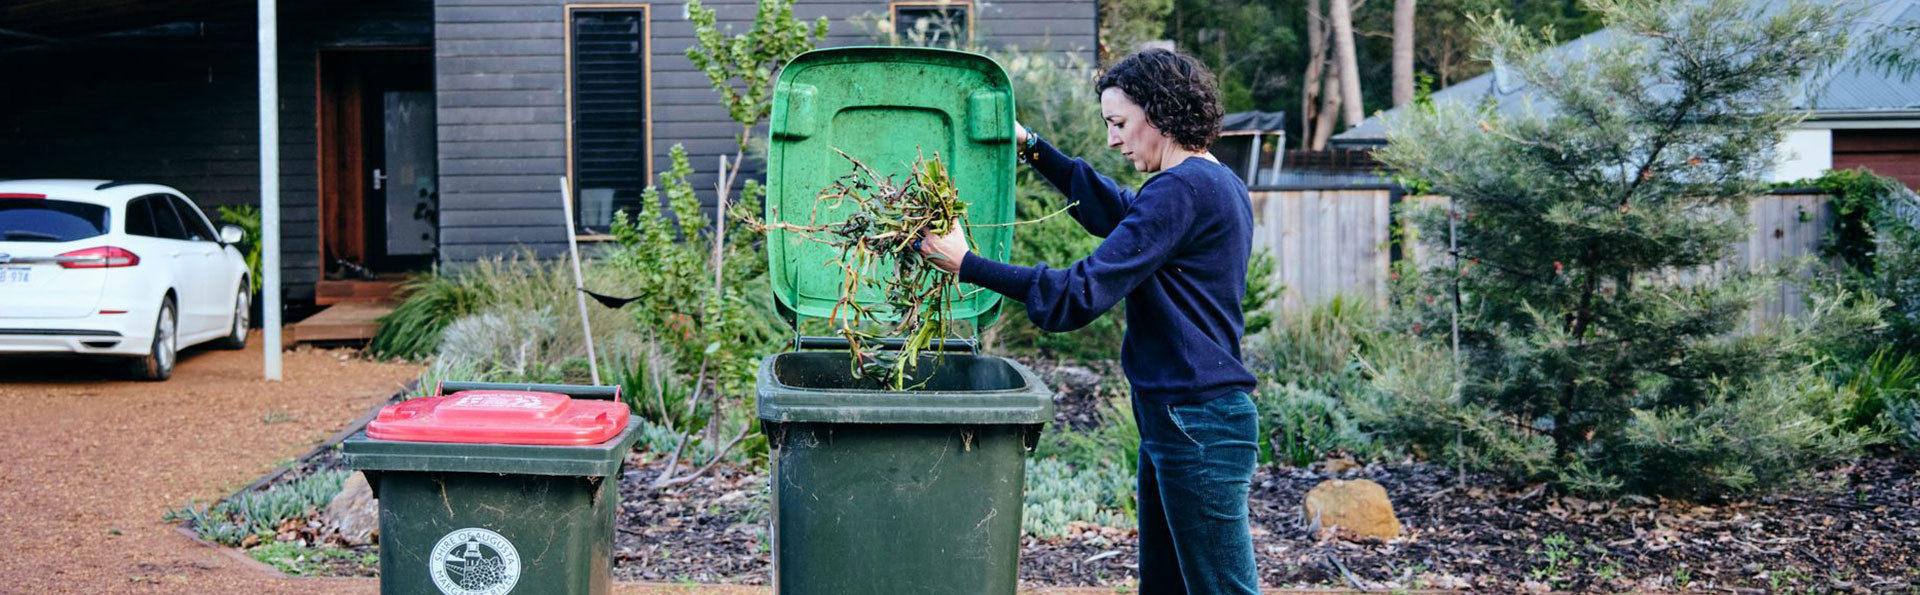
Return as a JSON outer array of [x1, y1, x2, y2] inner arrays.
[[1014, 121, 1030, 145]]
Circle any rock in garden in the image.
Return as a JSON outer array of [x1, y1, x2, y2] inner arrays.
[[1302, 479, 1403, 540], [1044, 364, 1102, 394], [323, 471, 379, 546]]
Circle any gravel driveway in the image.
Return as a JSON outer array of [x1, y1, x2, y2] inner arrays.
[[0, 337, 419, 593], [0, 338, 1320, 595]]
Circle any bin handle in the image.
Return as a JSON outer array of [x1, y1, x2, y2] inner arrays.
[[437, 380, 622, 401], [793, 336, 977, 353]]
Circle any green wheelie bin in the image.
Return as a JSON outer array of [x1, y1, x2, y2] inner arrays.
[[758, 47, 1054, 594], [343, 381, 641, 595]]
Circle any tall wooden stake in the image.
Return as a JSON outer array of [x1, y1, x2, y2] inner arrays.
[[559, 176, 601, 385]]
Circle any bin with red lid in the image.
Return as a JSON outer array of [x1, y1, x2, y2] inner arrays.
[[343, 381, 641, 595]]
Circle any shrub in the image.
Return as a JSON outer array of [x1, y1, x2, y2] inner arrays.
[[435, 306, 570, 383], [167, 469, 349, 546], [410, 358, 487, 397], [603, 145, 784, 407], [1830, 346, 1920, 434], [1035, 394, 1141, 476], [1800, 169, 1920, 353], [595, 144, 787, 483], [1875, 219, 1920, 348], [1614, 368, 1870, 499], [1256, 383, 1374, 466], [1343, 319, 1559, 476], [1372, 0, 1865, 497], [602, 332, 686, 423], [1250, 294, 1377, 394], [1887, 387, 1920, 449], [603, 333, 767, 464], [367, 270, 487, 360], [1243, 249, 1280, 337], [1244, 296, 1385, 465], [370, 251, 644, 363], [1023, 458, 1136, 538]]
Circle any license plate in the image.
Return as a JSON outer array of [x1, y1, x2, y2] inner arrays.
[[0, 266, 27, 284]]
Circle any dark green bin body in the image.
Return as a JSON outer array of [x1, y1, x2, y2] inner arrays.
[[758, 352, 1053, 595], [342, 418, 641, 595], [760, 45, 1049, 594]]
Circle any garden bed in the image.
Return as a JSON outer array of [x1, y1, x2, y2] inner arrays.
[[218, 429, 1919, 592], [600, 453, 1920, 592]]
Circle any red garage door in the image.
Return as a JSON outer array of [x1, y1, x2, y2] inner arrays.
[[1833, 130, 1920, 190]]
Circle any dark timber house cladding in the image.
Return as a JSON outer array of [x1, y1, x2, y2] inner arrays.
[[435, 0, 1098, 261], [0, 2, 436, 302], [0, 0, 1095, 302]]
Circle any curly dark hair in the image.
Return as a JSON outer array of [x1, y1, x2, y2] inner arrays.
[[1095, 49, 1224, 152]]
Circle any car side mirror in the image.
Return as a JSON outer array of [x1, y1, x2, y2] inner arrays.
[[220, 225, 245, 245]]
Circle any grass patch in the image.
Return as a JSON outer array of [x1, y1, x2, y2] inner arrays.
[[248, 542, 376, 577]]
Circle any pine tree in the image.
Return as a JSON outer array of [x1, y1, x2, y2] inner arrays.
[[1375, 0, 1867, 496]]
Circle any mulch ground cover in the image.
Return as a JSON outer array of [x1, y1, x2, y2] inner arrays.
[[275, 440, 1920, 592], [237, 358, 1920, 593], [603, 452, 1920, 593]]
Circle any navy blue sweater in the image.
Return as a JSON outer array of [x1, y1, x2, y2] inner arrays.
[[961, 137, 1258, 405]]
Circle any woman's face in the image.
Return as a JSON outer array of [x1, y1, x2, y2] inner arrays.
[[1101, 87, 1170, 173]]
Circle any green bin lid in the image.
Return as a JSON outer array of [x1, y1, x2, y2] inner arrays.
[[765, 47, 1017, 330]]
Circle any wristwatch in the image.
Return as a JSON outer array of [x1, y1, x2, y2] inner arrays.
[[1020, 125, 1041, 161]]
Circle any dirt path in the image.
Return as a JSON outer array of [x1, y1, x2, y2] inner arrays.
[[0, 337, 419, 594]]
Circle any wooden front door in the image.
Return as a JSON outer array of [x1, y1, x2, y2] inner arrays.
[[317, 48, 433, 278]]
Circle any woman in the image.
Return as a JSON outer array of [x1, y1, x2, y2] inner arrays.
[[918, 49, 1260, 594]]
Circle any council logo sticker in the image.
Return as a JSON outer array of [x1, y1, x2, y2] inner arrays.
[[429, 527, 522, 595]]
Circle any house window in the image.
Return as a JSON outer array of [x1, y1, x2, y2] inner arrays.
[[892, 2, 971, 47], [568, 6, 650, 230]]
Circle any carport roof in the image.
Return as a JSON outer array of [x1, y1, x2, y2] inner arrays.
[[0, 0, 251, 45]]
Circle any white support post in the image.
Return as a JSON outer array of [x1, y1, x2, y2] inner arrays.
[[259, 0, 283, 381], [1243, 133, 1263, 186]]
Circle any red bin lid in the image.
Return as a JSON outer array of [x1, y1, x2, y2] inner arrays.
[[365, 390, 631, 445]]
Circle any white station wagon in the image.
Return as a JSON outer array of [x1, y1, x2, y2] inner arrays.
[[0, 180, 252, 380]]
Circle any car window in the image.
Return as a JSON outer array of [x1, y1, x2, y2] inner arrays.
[[168, 195, 218, 242], [0, 199, 110, 242], [144, 195, 192, 241], [124, 197, 160, 237]]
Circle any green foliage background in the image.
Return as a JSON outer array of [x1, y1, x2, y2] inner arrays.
[[1371, 0, 1874, 497], [1164, 0, 1602, 120], [216, 205, 262, 292]]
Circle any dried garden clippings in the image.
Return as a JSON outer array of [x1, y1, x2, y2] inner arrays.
[[746, 148, 972, 389], [743, 148, 1074, 389]]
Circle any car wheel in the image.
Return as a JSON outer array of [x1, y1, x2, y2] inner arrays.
[[127, 297, 177, 381], [214, 284, 249, 350]]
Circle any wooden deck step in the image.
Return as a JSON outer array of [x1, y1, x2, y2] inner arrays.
[[288, 302, 394, 343], [315, 279, 408, 305]]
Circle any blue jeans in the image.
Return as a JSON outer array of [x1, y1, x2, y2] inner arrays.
[[1134, 391, 1261, 594]]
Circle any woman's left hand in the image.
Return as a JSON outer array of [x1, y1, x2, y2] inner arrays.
[[917, 224, 970, 274]]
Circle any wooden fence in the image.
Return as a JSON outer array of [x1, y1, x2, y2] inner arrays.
[[1248, 188, 1834, 322], [1248, 188, 1394, 313]]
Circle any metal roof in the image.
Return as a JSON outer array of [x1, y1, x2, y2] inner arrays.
[[1222, 111, 1287, 134], [0, 1, 248, 47], [1334, 0, 1920, 145]]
